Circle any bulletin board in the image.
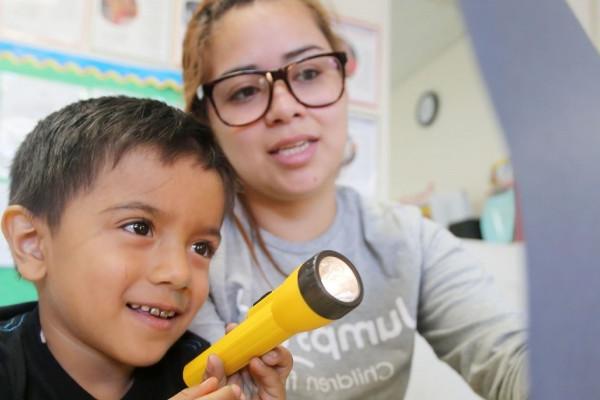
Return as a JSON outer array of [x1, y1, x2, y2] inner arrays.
[[0, 39, 185, 267], [337, 112, 379, 198], [0, 39, 186, 303], [335, 17, 381, 109]]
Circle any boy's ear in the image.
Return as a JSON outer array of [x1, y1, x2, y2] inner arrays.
[[1, 205, 48, 282]]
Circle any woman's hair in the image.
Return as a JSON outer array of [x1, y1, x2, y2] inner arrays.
[[182, 0, 344, 121], [181, 0, 344, 281]]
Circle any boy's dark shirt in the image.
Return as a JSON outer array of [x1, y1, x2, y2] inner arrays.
[[0, 302, 210, 399]]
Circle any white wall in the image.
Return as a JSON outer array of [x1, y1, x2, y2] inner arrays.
[[327, 0, 392, 199], [388, 0, 600, 216], [567, 0, 600, 50], [390, 36, 507, 213]]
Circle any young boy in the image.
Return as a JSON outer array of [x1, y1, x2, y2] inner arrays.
[[0, 96, 291, 399]]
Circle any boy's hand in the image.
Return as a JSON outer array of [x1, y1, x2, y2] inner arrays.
[[222, 323, 293, 400], [192, 324, 293, 400], [246, 345, 292, 400], [169, 376, 243, 400]]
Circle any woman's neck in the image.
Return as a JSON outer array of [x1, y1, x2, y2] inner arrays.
[[39, 307, 134, 400], [243, 185, 337, 242]]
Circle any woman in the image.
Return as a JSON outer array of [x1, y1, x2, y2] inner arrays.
[[182, 1, 528, 399]]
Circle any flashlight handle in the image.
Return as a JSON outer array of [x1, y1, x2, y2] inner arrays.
[[182, 308, 290, 386], [183, 250, 364, 387], [183, 266, 330, 386]]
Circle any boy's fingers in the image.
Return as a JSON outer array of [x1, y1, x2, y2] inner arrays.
[[168, 377, 219, 399], [225, 322, 238, 333], [227, 371, 243, 389], [169, 382, 242, 400], [244, 346, 293, 398], [248, 357, 285, 398], [204, 354, 227, 387], [250, 347, 291, 394], [260, 346, 293, 378], [199, 385, 242, 400]]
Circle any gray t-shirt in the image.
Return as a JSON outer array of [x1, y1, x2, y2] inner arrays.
[[190, 187, 527, 399]]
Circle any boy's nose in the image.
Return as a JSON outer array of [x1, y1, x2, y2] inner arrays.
[[264, 80, 306, 125], [148, 244, 191, 289]]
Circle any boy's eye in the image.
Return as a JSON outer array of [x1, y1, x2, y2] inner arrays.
[[192, 241, 214, 258], [122, 221, 152, 236]]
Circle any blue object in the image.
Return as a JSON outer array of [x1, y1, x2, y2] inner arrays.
[[480, 189, 515, 243], [461, 0, 600, 398]]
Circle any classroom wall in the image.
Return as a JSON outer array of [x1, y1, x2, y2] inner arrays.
[[327, 0, 392, 199], [388, 0, 600, 216], [1, 1, 596, 219], [389, 36, 507, 213], [567, 0, 600, 50]]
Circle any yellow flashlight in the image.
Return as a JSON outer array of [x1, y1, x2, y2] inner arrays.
[[183, 250, 363, 387]]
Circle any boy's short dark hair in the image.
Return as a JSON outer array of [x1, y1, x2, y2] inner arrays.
[[9, 95, 235, 229]]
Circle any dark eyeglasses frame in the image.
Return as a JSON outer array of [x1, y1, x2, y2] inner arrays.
[[197, 51, 348, 127]]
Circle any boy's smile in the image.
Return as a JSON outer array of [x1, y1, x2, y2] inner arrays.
[[35, 146, 225, 371]]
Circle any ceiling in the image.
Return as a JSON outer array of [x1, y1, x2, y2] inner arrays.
[[391, 0, 465, 86]]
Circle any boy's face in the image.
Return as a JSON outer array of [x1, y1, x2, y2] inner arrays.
[[37, 147, 225, 368]]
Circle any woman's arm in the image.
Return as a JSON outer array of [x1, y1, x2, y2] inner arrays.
[[417, 218, 528, 400]]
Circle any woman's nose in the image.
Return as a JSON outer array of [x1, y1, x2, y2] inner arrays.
[[263, 80, 307, 125]]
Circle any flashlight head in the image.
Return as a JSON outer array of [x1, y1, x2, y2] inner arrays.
[[297, 250, 363, 320]]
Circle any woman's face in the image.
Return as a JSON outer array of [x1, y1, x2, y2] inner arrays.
[[205, 0, 348, 202]]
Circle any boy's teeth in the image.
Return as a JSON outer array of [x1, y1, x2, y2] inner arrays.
[[129, 303, 175, 319]]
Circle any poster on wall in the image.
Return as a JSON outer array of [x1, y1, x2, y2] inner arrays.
[[0, 38, 186, 267], [0, 0, 88, 48], [335, 18, 380, 108], [90, 0, 175, 66], [0, 72, 88, 177], [173, 0, 203, 66], [336, 112, 378, 198]]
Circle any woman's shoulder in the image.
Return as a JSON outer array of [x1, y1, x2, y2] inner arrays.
[[335, 186, 434, 278], [337, 186, 461, 252], [336, 186, 425, 231], [334, 186, 435, 260]]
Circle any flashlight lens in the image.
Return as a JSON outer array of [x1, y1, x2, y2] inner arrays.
[[318, 256, 361, 303]]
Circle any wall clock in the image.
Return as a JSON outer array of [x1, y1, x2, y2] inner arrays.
[[416, 91, 440, 127]]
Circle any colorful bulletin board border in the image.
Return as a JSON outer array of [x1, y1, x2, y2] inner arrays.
[[0, 40, 184, 105]]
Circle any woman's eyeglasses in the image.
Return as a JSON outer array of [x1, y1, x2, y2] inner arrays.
[[196, 52, 347, 127]]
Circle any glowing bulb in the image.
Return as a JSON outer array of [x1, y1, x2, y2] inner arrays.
[[319, 256, 360, 302]]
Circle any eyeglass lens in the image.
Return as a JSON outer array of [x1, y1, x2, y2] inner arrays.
[[211, 54, 344, 126]]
